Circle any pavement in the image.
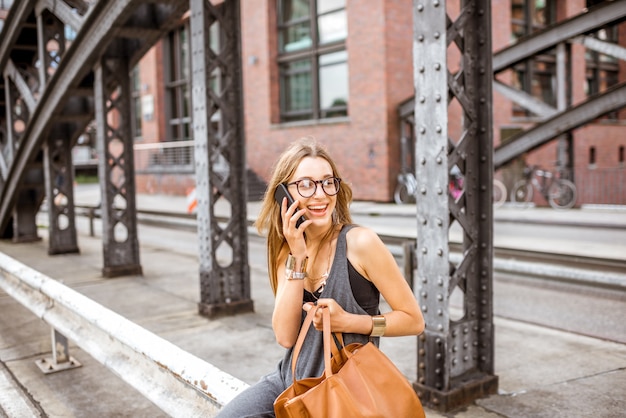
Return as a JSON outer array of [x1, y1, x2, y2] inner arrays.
[[0, 185, 625, 417]]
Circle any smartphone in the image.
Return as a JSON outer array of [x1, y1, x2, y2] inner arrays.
[[274, 183, 306, 228]]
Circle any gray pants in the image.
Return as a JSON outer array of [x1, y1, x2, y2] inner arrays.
[[216, 371, 284, 418]]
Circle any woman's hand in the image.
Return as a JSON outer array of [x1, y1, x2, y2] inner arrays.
[[303, 299, 350, 332], [280, 198, 310, 259]]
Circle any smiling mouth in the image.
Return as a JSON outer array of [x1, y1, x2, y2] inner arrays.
[[307, 204, 328, 215]]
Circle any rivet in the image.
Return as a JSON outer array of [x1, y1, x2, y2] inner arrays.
[[437, 278, 443, 286], [452, 358, 457, 365], [418, 34, 424, 42], [437, 309, 443, 316], [434, 32, 440, 39], [435, 368, 441, 374], [434, 63, 441, 71], [419, 66, 425, 73], [419, 95, 426, 103], [452, 345, 457, 352], [437, 187, 443, 195], [421, 157, 426, 165], [437, 294, 443, 301], [464, 355, 469, 361], [421, 291, 427, 297], [419, 362, 425, 369], [419, 126, 426, 134], [434, 0, 440, 7], [419, 349, 425, 356], [436, 353, 442, 360], [422, 306, 428, 313], [436, 157, 442, 164], [420, 187, 427, 195], [436, 125, 442, 133], [435, 338, 441, 344], [437, 248, 443, 256], [480, 97, 486, 104], [435, 94, 441, 102], [481, 242, 487, 248], [436, 218, 443, 226], [422, 277, 428, 283], [481, 213, 486, 220], [421, 218, 427, 225], [417, 4, 424, 11], [422, 247, 428, 254]]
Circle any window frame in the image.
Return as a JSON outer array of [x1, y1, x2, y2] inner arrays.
[[276, 0, 349, 123]]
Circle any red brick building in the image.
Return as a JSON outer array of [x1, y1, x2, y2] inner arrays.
[[131, 0, 625, 205]]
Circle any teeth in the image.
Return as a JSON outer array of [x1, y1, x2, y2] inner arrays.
[[308, 205, 327, 210]]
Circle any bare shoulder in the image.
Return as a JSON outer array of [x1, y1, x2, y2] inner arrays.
[[346, 225, 385, 253]]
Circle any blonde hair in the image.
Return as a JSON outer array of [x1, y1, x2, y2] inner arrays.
[[255, 136, 353, 294]]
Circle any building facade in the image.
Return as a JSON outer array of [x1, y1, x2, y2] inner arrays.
[[118, 0, 626, 205]]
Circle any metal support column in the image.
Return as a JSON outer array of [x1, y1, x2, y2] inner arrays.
[[190, 0, 253, 318], [94, 57, 142, 278], [44, 129, 79, 255], [413, 0, 498, 411], [555, 42, 573, 179]]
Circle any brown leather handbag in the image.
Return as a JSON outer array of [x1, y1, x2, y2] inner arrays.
[[274, 306, 425, 418]]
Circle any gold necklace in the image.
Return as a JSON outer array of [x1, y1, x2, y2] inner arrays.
[[311, 242, 333, 294]]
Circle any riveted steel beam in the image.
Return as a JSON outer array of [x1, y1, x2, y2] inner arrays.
[[495, 82, 626, 169], [493, 0, 626, 73], [190, 0, 253, 318], [94, 57, 142, 278], [44, 127, 79, 255], [413, 0, 497, 411]]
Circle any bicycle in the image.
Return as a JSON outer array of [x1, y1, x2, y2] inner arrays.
[[510, 165, 577, 210], [394, 171, 417, 204], [492, 178, 507, 208], [449, 172, 507, 208]]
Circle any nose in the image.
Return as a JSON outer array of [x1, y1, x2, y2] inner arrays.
[[313, 182, 326, 197]]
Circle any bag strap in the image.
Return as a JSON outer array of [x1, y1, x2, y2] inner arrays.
[[290, 306, 333, 381]]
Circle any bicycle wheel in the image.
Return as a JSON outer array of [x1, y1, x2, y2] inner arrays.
[[548, 179, 577, 210], [394, 182, 414, 204], [511, 180, 533, 203], [492, 179, 507, 208]]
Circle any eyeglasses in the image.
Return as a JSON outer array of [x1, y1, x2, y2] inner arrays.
[[286, 177, 342, 198]]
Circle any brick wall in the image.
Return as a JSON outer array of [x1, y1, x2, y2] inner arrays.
[[242, 0, 414, 202]]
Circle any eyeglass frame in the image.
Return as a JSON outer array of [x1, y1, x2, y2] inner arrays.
[[286, 177, 342, 198]]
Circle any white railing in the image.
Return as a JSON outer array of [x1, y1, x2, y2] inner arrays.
[[0, 252, 249, 417], [134, 140, 195, 173]]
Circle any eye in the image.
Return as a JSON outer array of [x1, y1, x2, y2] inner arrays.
[[299, 178, 313, 189], [322, 178, 334, 187]]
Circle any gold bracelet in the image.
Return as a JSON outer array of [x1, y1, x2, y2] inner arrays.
[[370, 315, 386, 337]]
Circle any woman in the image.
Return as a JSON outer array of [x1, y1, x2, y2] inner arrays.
[[217, 137, 425, 417]]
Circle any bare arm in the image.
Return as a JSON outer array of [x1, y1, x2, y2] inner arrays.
[[311, 227, 424, 336]]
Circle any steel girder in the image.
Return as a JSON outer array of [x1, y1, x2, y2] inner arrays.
[[190, 0, 253, 318], [495, 82, 626, 169], [413, 0, 497, 411], [0, 0, 188, 258], [94, 57, 142, 278], [44, 127, 79, 255], [493, 0, 626, 73]]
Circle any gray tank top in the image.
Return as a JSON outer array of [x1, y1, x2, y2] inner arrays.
[[274, 224, 380, 386]]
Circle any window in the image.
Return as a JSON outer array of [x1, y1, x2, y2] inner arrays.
[[131, 66, 142, 139], [166, 24, 191, 144], [164, 24, 192, 166], [510, 0, 556, 118], [277, 0, 348, 122], [619, 146, 624, 165], [589, 146, 596, 166]]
